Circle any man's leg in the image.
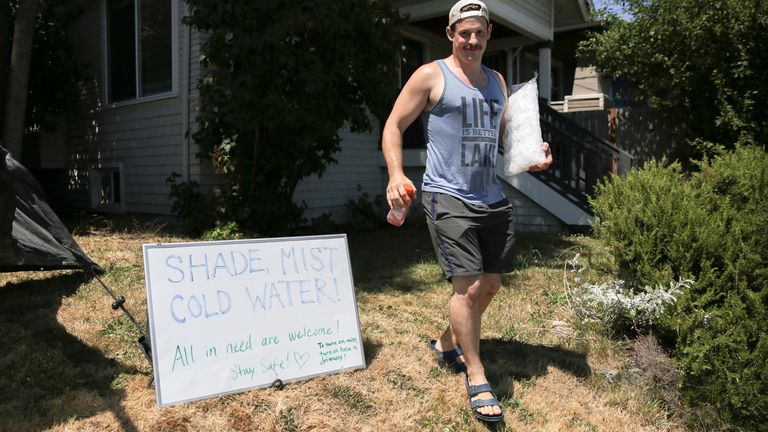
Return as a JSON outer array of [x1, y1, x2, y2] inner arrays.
[[433, 273, 501, 353], [447, 273, 502, 418]]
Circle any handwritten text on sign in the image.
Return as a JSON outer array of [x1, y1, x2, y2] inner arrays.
[[142, 234, 365, 406]]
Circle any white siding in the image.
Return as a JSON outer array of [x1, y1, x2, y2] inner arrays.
[[485, 0, 553, 40], [510, 0, 551, 26], [53, 0, 186, 214], [553, 0, 588, 28], [293, 126, 387, 222], [503, 186, 565, 232]]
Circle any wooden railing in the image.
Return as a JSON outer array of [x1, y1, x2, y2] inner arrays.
[[533, 100, 634, 214]]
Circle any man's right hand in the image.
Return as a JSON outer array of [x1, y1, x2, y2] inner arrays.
[[386, 178, 417, 209]]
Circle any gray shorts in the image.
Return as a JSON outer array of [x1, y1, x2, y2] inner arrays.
[[422, 191, 516, 280]]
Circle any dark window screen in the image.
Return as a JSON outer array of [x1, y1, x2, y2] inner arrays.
[[140, 0, 172, 95], [108, 0, 137, 102]]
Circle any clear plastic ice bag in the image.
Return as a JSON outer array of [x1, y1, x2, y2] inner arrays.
[[502, 75, 547, 176]]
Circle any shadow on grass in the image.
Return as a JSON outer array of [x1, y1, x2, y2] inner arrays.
[[349, 223, 586, 293], [514, 232, 589, 271], [347, 222, 436, 292], [423, 338, 591, 432], [0, 271, 141, 432], [362, 337, 383, 366], [481, 337, 591, 398]]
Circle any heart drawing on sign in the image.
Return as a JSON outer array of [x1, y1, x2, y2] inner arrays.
[[294, 352, 310, 369]]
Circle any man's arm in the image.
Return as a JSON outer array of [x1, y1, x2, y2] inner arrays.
[[382, 63, 438, 209], [492, 70, 509, 149]]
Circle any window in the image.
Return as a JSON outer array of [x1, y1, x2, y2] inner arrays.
[[91, 166, 124, 211], [106, 0, 176, 103]]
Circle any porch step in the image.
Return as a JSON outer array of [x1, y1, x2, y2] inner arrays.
[[496, 167, 594, 227], [496, 101, 633, 228]]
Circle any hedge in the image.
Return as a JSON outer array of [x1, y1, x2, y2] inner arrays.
[[590, 146, 768, 430]]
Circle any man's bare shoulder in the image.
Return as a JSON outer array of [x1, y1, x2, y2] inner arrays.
[[407, 61, 443, 89], [415, 61, 441, 76]]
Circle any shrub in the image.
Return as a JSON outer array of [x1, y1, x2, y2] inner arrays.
[[590, 161, 705, 286], [589, 146, 768, 430], [572, 273, 692, 332], [344, 185, 386, 230], [166, 172, 215, 234], [166, 172, 306, 236], [201, 222, 244, 241]]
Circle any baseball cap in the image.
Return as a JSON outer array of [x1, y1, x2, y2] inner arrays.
[[448, 0, 490, 27]]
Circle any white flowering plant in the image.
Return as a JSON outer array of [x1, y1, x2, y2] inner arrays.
[[566, 254, 694, 331]]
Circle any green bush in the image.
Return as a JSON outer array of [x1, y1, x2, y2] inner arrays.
[[166, 172, 306, 236], [344, 185, 386, 230], [201, 222, 244, 241], [590, 146, 768, 430], [166, 172, 215, 234]]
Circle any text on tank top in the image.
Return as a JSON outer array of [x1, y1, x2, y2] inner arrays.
[[421, 59, 507, 205]]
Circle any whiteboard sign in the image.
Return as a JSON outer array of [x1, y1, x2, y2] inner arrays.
[[142, 234, 365, 406]]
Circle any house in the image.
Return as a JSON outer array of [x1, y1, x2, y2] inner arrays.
[[31, 0, 629, 232]]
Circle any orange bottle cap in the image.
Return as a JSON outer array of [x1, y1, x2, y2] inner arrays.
[[404, 184, 415, 198]]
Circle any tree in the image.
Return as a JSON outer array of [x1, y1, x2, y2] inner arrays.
[[183, 0, 403, 235], [0, 1, 11, 129], [581, 0, 768, 159], [2, 0, 43, 158], [1, 1, 83, 161], [25, 3, 83, 134]]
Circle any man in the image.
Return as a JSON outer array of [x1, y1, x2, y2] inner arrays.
[[381, 0, 553, 423]]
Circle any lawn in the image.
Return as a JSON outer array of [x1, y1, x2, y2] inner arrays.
[[0, 218, 690, 431]]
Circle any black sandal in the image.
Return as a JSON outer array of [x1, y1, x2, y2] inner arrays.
[[465, 375, 504, 423], [428, 339, 467, 373]]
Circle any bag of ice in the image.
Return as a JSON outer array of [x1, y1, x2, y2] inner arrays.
[[502, 75, 547, 176]]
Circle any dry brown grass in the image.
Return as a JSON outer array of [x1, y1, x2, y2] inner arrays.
[[0, 222, 693, 432]]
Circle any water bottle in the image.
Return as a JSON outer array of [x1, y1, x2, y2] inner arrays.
[[387, 184, 415, 227]]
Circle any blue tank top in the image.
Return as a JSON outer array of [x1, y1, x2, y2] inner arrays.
[[421, 59, 506, 205]]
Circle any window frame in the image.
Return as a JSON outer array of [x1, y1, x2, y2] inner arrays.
[[90, 164, 125, 213], [101, 0, 179, 107]]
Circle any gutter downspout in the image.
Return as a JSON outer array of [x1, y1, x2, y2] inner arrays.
[[180, 1, 191, 181]]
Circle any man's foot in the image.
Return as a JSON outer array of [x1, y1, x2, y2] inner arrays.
[[428, 339, 467, 373], [465, 374, 504, 422]]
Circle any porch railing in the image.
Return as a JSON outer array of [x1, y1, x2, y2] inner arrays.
[[533, 100, 634, 215]]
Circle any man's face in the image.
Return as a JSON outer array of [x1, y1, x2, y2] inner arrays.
[[447, 17, 492, 63]]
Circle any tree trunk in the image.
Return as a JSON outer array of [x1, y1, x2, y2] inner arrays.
[[2, 0, 43, 159], [0, 1, 11, 139], [0, 148, 15, 260]]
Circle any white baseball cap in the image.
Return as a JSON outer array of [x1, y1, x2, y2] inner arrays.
[[448, 0, 490, 27]]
